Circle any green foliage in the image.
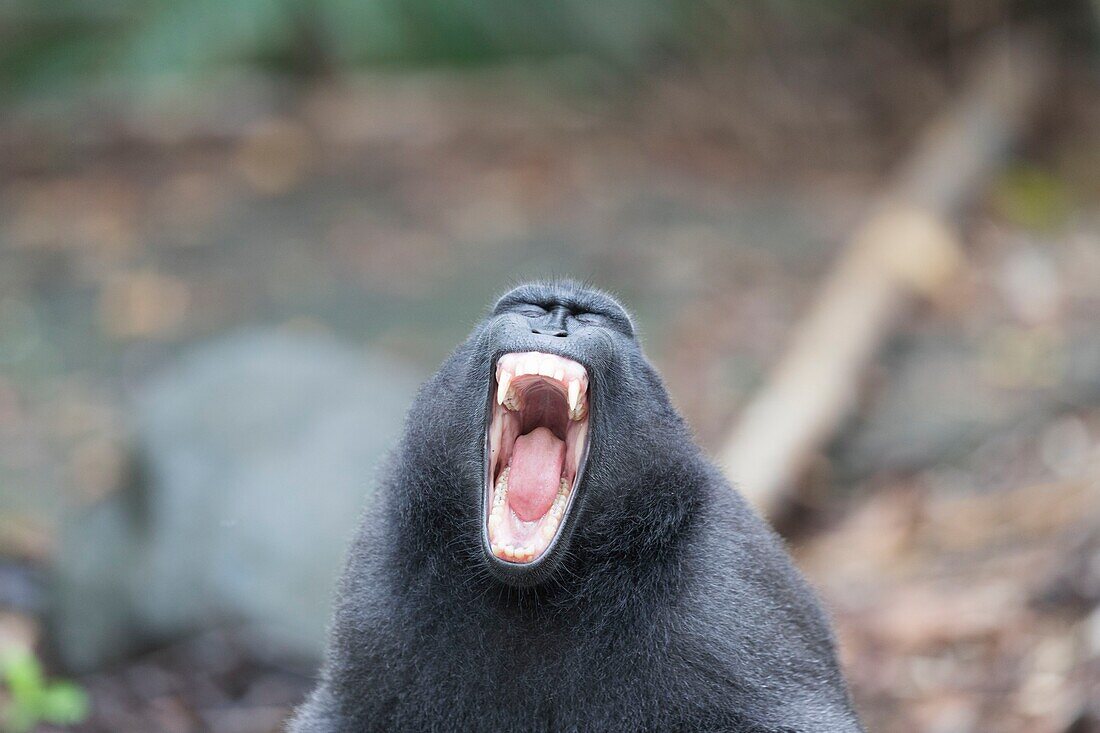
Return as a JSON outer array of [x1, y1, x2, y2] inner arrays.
[[1, 650, 88, 733], [1, 0, 1091, 99], [0, 0, 688, 98]]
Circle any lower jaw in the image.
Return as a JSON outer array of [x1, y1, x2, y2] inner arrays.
[[486, 466, 574, 563], [483, 403, 590, 566]]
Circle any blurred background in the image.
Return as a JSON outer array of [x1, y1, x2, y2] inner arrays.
[[1, 0, 1099, 731]]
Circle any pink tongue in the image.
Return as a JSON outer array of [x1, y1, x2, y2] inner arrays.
[[508, 427, 566, 521]]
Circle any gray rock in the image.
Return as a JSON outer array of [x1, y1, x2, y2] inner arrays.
[[52, 330, 423, 671]]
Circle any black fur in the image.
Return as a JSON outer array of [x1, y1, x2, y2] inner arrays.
[[290, 281, 863, 732]]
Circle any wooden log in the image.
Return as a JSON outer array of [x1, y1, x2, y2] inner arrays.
[[718, 36, 1051, 519]]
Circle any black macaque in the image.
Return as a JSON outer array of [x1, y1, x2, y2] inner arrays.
[[291, 280, 863, 732]]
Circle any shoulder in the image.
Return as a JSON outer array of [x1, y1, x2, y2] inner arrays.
[[662, 468, 862, 730]]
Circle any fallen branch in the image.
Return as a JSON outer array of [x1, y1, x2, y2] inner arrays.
[[719, 35, 1052, 520]]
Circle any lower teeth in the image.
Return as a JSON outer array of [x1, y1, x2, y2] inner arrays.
[[489, 470, 574, 561]]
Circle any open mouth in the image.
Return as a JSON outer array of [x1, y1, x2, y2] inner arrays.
[[486, 351, 590, 564]]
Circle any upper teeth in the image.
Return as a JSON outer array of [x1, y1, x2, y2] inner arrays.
[[495, 351, 589, 420]]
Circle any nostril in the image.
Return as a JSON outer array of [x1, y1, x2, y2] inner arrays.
[[531, 327, 568, 338]]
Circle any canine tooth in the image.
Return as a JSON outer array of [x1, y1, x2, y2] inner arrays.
[[567, 380, 579, 413], [570, 401, 587, 421], [497, 372, 512, 405], [505, 390, 521, 410]]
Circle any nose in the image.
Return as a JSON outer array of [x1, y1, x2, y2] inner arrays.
[[531, 326, 567, 338], [529, 305, 570, 338]]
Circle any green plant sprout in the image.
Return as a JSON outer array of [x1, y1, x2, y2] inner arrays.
[[1, 649, 88, 733]]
